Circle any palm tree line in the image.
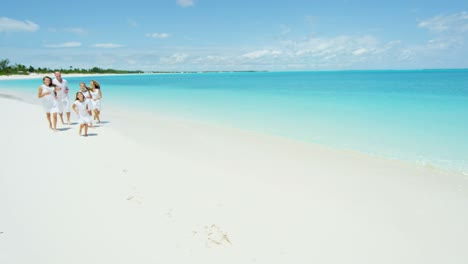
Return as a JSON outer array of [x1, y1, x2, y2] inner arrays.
[[0, 58, 143, 75]]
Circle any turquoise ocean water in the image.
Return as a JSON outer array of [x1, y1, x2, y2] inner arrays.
[[1, 70, 467, 172]]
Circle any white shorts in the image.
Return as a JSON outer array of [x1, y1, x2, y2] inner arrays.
[[57, 100, 64, 113], [57, 99, 71, 113], [78, 114, 92, 124]]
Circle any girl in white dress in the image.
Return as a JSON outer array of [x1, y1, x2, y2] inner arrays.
[[37, 76, 58, 130], [89, 80, 103, 124], [79, 82, 94, 128], [72, 92, 92, 137]]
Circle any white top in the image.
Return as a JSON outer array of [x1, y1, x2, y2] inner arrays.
[[74, 100, 91, 116], [81, 90, 93, 100], [90, 89, 100, 100], [40, 84, 57, 112], [53, 78, 69, 100], [41, 84, 55, 101]]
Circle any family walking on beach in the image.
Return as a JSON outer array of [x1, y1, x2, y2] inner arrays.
[[37, 71, 103, 136]]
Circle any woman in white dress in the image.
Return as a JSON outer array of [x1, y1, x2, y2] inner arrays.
[[72, 92, 92, 137], [79, 82, 94, 128], [37, 76, 58, 130], [89, 80, 102, 124]]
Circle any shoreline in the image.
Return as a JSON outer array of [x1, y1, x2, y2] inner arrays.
[[0, 78, 466, 176], [0, 86, 462, 176]]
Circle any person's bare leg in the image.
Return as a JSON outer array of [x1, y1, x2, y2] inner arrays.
[[94, 109, 101, 124], [46, 113, 52, 130], [84, 124, 88, 136], [59, 113, 65, 125], [88, 111, 94, 128], [52, 113, 58, 130], [66, 112, 71, 125], [93, 109, 97, 122], [79, 124, 83, 136]]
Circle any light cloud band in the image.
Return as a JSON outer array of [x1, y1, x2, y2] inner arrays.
[[0, 17, 39, 32]]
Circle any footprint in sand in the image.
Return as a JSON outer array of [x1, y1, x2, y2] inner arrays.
[[126, 194, 143, 205], [166, 208, 174, 218], [193, 224, 232, 247], [126, 187, 143, 205]]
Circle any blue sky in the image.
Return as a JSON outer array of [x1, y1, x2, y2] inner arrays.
[[1, 0, 467, 71]]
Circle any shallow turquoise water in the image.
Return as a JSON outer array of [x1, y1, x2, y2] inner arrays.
[[2, 70, 468, 172]]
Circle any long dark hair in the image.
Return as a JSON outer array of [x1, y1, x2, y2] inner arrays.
[[43, 76, 57, 96], [43, 76, 53, 87], [75, 91, 84, 102], [91, 80, 100, 89], [80, 82, 92, 98]]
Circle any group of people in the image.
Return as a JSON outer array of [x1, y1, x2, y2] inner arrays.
[[37, 71, 103, 136]]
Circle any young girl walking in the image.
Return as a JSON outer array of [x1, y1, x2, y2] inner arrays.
[[72, 92, 92, 137], [79, 82, 95, 128], [89, 80, 102, 124]]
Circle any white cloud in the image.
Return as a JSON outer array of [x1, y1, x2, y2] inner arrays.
[[48, 27, 86, 35], [8, 35, 465, 71], [146, 32, 171, 39], [416, 12, 468, 52], [64, 27, 88, 35], [199, 55, 228, 62], [242, 50, 282, 59], [176, 0, 195, 7], [0, 17, 39, 32], [418, 11, 468, 33], [281, 35, 379, 58], [160, 53, 189, 64], [92, 43, 125, 48], [44, 42, 81, 48], [353, 48, 368, 56], [225, 35, 432, 70], [6, 12, 468, 72], [427, 39, 451, 49]]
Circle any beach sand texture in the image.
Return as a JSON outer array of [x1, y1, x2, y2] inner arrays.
[[1, 84, 468, 263]]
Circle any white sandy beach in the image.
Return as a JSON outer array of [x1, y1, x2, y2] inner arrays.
[[1, 84, 468, 263]]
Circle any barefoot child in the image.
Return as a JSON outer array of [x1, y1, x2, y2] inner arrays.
[[72, 92, 92, 136], [89, 80, 102, 124], [37, 76, 58, 131], [79, 82, 94, 128]]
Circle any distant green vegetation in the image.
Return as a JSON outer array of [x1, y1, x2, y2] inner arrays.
[[0, 58, 266, 75], [0, 58, 143, 75]]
